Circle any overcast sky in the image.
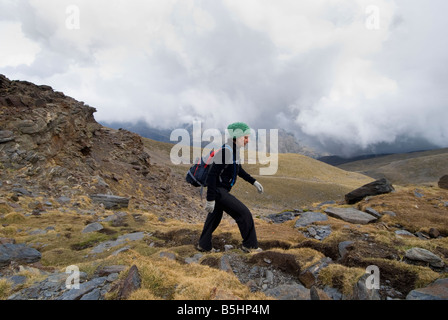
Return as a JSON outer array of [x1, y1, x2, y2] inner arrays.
[[1, 0, 447, 156]]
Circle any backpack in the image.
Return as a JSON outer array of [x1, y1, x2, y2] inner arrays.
[[186, 144, 235, 198]]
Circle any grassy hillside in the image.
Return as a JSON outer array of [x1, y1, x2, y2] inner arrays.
[[338, 148, 448, 186]]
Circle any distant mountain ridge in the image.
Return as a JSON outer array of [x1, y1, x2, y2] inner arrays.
[[100, 120, 323, 158], [335, 148, 448, 186]]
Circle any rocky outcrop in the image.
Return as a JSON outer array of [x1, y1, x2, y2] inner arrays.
[[0, 74, 200, 218], [345, 178, 395, 204]]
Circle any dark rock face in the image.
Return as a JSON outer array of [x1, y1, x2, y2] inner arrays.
[[438, 175, 448, 190], [345, 178, 395, 204], [117, 265, 141, 300]]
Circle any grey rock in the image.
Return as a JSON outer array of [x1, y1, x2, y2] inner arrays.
[[219, 255, 233, 273], [56, 196, 71, 204], [82, 222, 104, 233], [265, 270, 274, 284], [91, 232, 145, 254], [324, 207, 377, 225], [89, 194, 130, 209], [111, 246, 131, 256], [95, 265, 127, 277], [395, 230, 416, 237], [302, 225, 332, 241], [264, 283, 310, 300], [101, 211, 128, 222], [353, 274, 381, 300], [413, 190, 424, 198], [405, 247, 445, 268], [7, 275, 27, 289], [80, 288, 102, 300], [58, 277, 107, 300], [267, 211, 299, 224], [406, 278, 448, 300], [117, 265, 141, 300], [0, 243, 42, 267], [364, 207, 382, 219], [338, 241, 354, 259], [27, 229, 47, 235], [117, 232, 145, 242], [294, 211, 328, 228], [12, 188, 33, 197], [185, 253, 203, 264], [160, 252, 176, 260]]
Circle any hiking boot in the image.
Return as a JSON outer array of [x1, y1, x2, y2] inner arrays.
[[241, 245, 263, 253], [196, 245, 218, 253]]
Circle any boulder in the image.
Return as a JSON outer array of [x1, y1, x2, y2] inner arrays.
[[345, 178, 395, 204], [82, 222, 104, 233], [117, 265, 141, 300], [406, 278, 448, 300], [324, 207, 377, 224], [0, 243, 42, 267], [89, 194, 130, 209], [438, 175, 448, 190], [405, 247, 445, 268]]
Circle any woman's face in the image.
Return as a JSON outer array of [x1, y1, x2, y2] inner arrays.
[[235, 135, 250, 148]]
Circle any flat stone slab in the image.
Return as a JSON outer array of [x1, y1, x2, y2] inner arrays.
[[294, 211, 328, 228], [91, 232, 146, 254], [324, 207, 377, 225]]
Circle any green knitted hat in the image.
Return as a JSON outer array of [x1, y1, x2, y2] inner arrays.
[[227, 122, 251, 139]]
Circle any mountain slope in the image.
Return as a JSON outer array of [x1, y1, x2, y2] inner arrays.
[[1, 75, 447, 303], [337, 148, 448, 186]]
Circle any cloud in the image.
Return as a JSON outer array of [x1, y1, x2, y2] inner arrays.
[[0, 0, 447, 156], [0, 21, 41, 67]]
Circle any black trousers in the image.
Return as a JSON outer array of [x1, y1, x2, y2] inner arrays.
[[199, 187, 258, 251]]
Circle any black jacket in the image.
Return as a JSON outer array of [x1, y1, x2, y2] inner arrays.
[[206, 141, 256, 201]]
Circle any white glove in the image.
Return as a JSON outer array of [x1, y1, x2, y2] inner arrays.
[[205, 201, 215, 213], [254, 181, 264, 194]]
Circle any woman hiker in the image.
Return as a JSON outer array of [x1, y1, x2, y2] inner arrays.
[[197, 122, 264, 253]]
